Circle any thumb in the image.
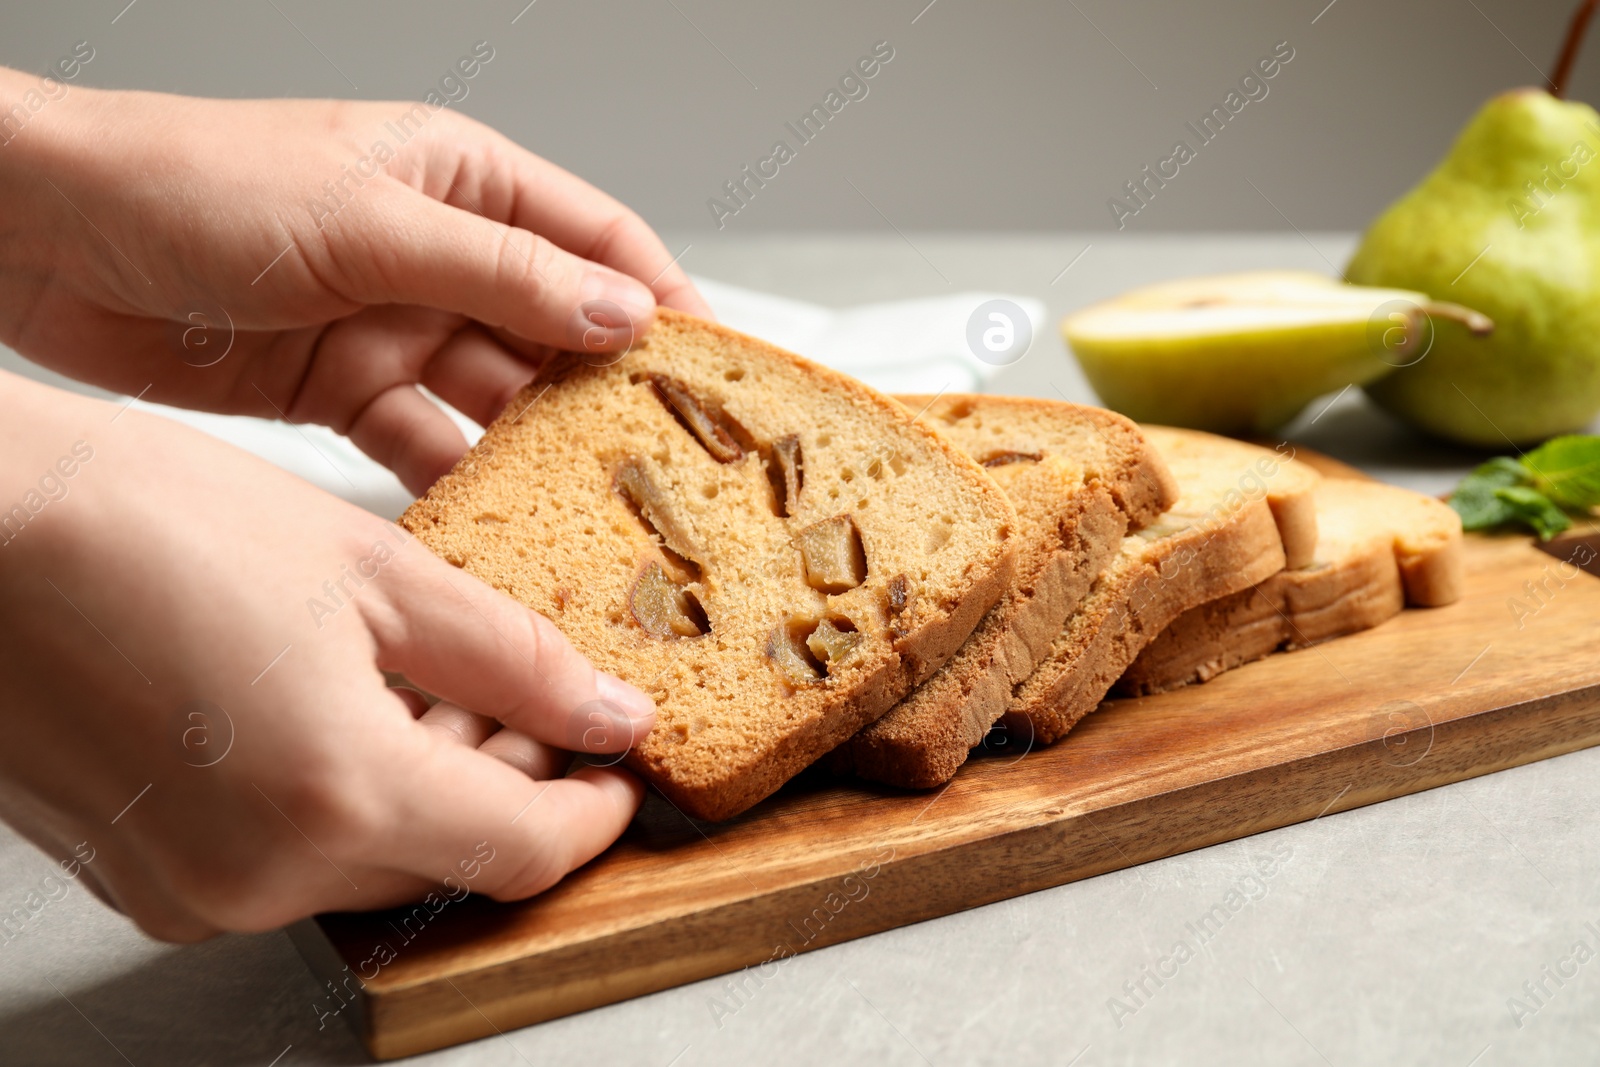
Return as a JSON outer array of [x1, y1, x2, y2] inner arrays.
[[385, 732, 645, 902], [363, 547, 657, 755], [333, 185, 657, 354]]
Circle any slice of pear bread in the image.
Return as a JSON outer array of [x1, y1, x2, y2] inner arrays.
[[829, 395, 1178, 788], [399, 310, 1016, 821], [1117, 477, 1464, 696], [1000, 428, 1322, 746]]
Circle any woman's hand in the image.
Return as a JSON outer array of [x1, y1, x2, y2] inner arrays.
[[0, 68, 710, 494], [0, 371, 656, 940]]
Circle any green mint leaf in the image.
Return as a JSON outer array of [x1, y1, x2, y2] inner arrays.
[[1522, 434, 1600, 511], [1450, 489, 1515, 531], [1473, 455, 1532, 487], [1493, 485, 1572, 540], [1449, 456, 1532, 530]]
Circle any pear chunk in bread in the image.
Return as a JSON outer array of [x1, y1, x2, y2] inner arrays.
[[399, 310, 1016, 821], [1001, 427, 1321, 746], [830, 395, 1177, 788], [1117, 477, 1464, 696]]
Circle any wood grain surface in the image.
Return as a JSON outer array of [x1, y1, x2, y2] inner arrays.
[[294, 518, 1600, 1060]]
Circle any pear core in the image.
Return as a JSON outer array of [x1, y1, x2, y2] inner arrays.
[[1063, 271, 1448, 435]]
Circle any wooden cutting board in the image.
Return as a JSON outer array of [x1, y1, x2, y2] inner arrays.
[[291, 502, 1600, 1060]]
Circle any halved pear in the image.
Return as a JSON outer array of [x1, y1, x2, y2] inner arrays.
[[1063, 271, 1491, 434]]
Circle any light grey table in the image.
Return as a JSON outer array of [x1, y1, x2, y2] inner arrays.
[[5, 235, 1596, 1066]]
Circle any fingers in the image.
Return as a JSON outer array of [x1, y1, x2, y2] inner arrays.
[[362, 554, 657, 753], [281, 306, 540, 490], [479, 728, 571, 781], [424, 120, 713, 318], [418, 699, 499, 748], [419, 326, 537, 428], [345, 383, 470, 496], [418, 699, 570, 780], [390, 684, 431, 717], [333, 188, 657, 354], [281, 305, 477, 493], [653, 270, 713, 320], [387, 734, 644, 900]]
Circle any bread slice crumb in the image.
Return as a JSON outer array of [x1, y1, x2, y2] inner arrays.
[[1001, 427, 1321, 746], [830, 395, 1177, 788], [399, 310, 1016, 820], [1118, 476, 1464, 695]]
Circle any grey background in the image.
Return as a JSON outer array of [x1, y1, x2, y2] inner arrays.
[[2, 0, 1594, 235], [5, 3, 1600, 1066]]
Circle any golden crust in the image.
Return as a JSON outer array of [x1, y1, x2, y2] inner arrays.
[[400, 310, 1016, 821], [829, 395, 1177, 788], [1002, 429, 1322, 746], [1119, 477, 1464, 696]]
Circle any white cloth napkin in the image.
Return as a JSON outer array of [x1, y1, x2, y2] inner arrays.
[[108, 279, 1047, 518], [692, 277, 1044, 396]]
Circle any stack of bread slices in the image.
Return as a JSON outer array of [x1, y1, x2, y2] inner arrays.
[[401, 311, 1464, 821]]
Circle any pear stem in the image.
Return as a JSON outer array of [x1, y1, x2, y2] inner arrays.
[[1423, 301, 1495, 337], [1552, 0, 1598, 99]]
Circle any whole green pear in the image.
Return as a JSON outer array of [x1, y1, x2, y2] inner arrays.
[[1347, 89, 1600, 446]]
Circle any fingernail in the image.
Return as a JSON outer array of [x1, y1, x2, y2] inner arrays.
[[596, 672, 655, 723], [569, 274, 654, 358], [583, 272, 654, 324]]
